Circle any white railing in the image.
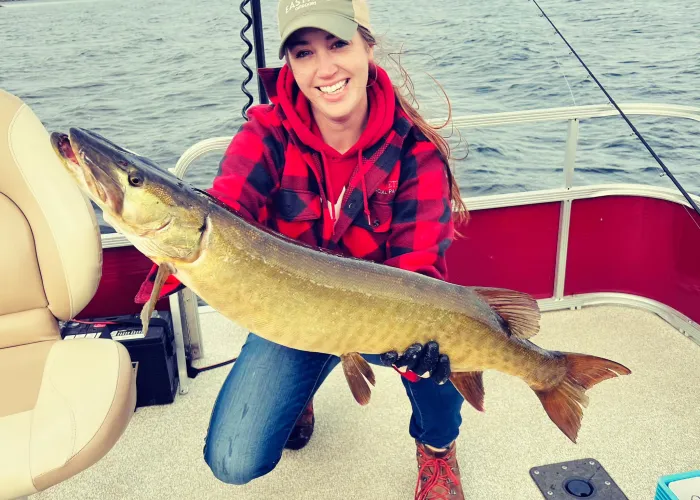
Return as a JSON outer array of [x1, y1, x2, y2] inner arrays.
[[172, 102, 700, 181], [99, 103, 700, 358], [102, 101, 700, 249], [448, 102, 700, 129]]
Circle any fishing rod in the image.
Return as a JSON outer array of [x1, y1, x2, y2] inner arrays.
[[529, 0, 700, 218]]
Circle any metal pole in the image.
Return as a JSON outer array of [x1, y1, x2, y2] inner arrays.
[[250, 0, 268, 104], [553, 119, 579, 301]]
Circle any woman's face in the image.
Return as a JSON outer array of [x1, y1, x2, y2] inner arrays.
[[286, 28, 373, 123]]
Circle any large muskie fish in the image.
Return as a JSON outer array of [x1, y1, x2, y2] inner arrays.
[[50, 128, 631, 443]]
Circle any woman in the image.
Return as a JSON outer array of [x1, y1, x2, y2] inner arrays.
[[141, 0, 469, 498]]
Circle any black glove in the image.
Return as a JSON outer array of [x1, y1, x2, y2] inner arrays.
[[379, 341, 451, 385]]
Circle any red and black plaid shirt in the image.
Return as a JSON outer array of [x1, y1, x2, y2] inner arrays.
[[208, 65, 455, 281]]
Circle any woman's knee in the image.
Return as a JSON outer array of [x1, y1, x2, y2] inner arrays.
[[203, 438, 279, 485]]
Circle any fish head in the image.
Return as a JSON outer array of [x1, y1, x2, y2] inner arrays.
[[50, 128, 207, 262]]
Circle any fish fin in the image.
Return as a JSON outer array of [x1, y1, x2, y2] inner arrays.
[[450, 372, 485, 412], [340, 353, 376, 406], [535, 353, 631, 443], [139, 263, 173, 337], [473, 287, 541, 339]]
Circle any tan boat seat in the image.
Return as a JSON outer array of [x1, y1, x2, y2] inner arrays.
[[0, 89, 136, 500]]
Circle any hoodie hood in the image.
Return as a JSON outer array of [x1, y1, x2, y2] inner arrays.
[[274, 62, 396, 160], [266, 63, 397, 225], [256, 63, 413, 244]]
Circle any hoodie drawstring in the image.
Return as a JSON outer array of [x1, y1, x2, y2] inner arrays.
[[359, 149, 371, 225], [320, 151, 336, 221]]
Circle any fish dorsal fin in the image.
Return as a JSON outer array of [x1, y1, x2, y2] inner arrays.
[[473, 287, 541, 339]]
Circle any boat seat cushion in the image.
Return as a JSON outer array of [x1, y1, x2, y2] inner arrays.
[[0, 338, 136, 499], [0, 89, 102, 329]]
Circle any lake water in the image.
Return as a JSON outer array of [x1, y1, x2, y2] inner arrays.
[[2, 0, 698, 214]]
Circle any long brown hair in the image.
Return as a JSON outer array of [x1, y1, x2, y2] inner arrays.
[[358, 27, 469, 226]]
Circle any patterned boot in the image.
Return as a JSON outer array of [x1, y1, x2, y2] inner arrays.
[[284, 399, 315, 450], [415, 440, 465, 500]]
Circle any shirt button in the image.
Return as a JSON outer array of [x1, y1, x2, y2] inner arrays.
[[372, 219, 380, 228]]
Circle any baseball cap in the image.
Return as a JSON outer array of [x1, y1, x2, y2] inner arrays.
[[277, 0, 372, 59]]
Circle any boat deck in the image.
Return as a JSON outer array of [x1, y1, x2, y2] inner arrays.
[[32, 305, 700, 500]]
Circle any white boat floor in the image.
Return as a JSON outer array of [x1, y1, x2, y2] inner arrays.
[[32, 305, 700, 500]]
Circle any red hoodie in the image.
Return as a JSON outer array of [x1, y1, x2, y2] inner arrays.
[[275, 63, 395, 228], [136, 63, 454, 304]]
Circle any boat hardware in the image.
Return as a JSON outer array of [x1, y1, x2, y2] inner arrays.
[[530, 458, 628, 499]]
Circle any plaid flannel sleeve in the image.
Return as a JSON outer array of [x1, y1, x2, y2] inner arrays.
[[207, 105, 281, 224], [137, 106, 281, 303], [384, 136, 454, 281]]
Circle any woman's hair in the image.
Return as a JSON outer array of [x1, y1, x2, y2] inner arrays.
[[358, 27, 469, 226], [283, 27, 469, 227]]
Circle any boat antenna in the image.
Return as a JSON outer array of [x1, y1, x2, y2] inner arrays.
[[239, 0, 269, 121], [530, 0, 700, 218]]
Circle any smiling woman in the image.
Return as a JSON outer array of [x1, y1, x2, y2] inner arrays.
[[283, 28, 373, 150], [136, 0, 472, 498]]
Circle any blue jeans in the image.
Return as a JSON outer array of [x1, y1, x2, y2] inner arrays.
[[203, 333, 464, 485]]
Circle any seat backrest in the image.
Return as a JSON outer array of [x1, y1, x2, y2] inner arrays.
[[0, 89, 103, 349]]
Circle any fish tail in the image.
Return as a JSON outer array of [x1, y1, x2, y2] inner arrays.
[[534, 353, 631, 443]]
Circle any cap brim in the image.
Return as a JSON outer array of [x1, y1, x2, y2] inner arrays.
[[278, 14, 358, 59]]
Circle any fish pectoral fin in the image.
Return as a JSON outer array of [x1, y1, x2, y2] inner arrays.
[[473, 287, 541, 339], [139, 263, 174, 337], [450, 371, 485, 412], [340, 353, 376, 406]]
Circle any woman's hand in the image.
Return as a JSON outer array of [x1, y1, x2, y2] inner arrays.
[[379, 341, 451, 385]]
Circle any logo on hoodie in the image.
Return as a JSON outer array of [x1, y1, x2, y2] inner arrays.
[[376, 180, 398, 195]]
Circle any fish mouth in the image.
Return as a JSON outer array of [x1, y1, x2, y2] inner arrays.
[[50, 130, 124, 213], [53, 132, 80, 166]]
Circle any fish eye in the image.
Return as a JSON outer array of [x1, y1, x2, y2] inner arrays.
[[118, 160, 129, 167], [128, 173, 144, 187]]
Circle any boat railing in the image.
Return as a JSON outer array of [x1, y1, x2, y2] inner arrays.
[[100, 101, 700, 254], [167, 101, 700, 208], [98, 103, 700, 382]]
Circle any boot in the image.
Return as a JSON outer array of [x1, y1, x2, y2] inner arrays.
[[415, 440, 465, 500], [284, 399, 315, 450]]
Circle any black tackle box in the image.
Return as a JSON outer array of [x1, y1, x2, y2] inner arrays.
[[60, 311, 179, 409]]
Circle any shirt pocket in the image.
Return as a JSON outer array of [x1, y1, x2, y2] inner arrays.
[[357, 195, 394, 233], [277, 188, 322, 222]]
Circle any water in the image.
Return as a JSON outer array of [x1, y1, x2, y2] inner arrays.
[[2, 0, 699, 213]]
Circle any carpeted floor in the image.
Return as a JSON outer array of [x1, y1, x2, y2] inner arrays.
[[32, 305, 700, 500]]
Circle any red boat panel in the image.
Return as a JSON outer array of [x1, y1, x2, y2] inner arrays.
[[76, 246, 170, 319], [566, 196, 700, 323], [77, 196, 698, 326], [445, 203, 561, 299]]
